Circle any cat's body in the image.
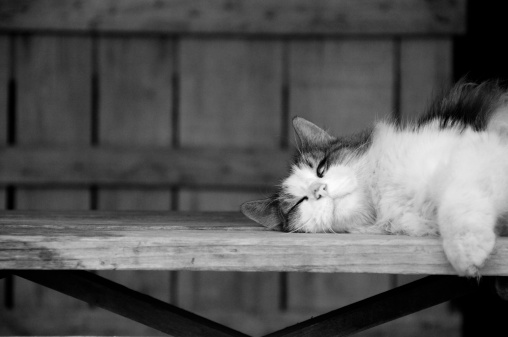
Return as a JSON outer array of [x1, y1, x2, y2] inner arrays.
[[242, 80, 508, 276]]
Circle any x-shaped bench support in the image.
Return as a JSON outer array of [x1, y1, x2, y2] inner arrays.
[[0, 271, 485, 336]]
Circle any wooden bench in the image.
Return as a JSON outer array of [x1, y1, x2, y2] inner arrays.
[[2, 210, 507, 336], [0, 1, 471, 335]]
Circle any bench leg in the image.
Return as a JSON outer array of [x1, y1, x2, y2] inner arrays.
[[263, 275, 479, 337], [13, 270, 249, 337]]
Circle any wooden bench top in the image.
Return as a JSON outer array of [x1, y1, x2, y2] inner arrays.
[[1, 211, 508, 275]]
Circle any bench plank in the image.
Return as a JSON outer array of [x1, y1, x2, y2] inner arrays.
[[1, 211, 508, 275]]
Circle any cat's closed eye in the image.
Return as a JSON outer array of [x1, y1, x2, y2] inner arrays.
[[287, 197, 308, 215], [316, 158, 328, 178]]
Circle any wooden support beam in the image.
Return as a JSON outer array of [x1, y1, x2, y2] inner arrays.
[[13, 270, 249, 337], [0, 0, 466, 35], [0, 146, 290, 188], [263, 275, 478, 337]]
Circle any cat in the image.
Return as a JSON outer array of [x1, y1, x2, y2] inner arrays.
[[241, 80, 508, 277]]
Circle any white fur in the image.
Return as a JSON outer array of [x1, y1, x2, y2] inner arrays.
[[284, 121, 508, 276]]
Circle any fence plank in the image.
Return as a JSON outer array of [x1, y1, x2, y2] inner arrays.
[[178, 37, 283, 336], [96, 35, 174, 334], [289, 39, 394, 137], [12, 34, 92, 332], [0, 0, 466, 35], [97, 35, 173, 213], [15, 35, 91, 145], [287, 38, 394, 316], [180, 38, 282, 148], [0, 34, 8, 209], [0, 35, 7, 309], [15, 34, 91, 208], [399, 38, 453, 125], [0, 35, 7, 146], [98, 36, 173, 147]]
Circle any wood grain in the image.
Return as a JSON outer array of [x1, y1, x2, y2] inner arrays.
[[0, 0, 466, 35], [2, 211, 508, 275], [178, 190, 279, 315], [179, 38, 282, 148], [15, 35, 91, 146], [400, 38, 453, 125], [0, 35, 7, 146], [98, 36, 173, 147], [289, 39, 394, 138], [0, 147, 291, 187], [0, 35, 7, 212]]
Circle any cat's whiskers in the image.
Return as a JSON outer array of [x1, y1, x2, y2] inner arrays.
[[289, 216, 313, 233]]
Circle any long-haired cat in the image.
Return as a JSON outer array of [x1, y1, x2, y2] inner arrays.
[[241, 80, 508, 277]]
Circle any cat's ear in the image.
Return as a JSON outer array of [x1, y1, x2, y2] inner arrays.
[[241, 198, 282, 231], [292, 117, 334, 149]]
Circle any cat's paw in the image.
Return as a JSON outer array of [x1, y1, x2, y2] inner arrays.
[[442, 231, 496, 277]]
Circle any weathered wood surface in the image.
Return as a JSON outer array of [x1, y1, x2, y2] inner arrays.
[[0, 147, 290, 187], [400, 38, 453, 125], [0, 0, 466, 35], [179, 38, 283, 148], [1, 211, 508, 275], [289, 39, 394, 137]]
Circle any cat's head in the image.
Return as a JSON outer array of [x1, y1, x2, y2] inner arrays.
[[241, 117, 376, 233]]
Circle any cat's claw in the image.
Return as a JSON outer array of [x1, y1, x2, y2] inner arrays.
[[442, 232, 496, 277]]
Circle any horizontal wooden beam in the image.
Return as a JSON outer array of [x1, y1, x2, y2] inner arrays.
[[0, 0, 466, 35], [14, 270, 249, 337], [263, 275, 477, 337], [1, 211, 508, 275], [0, 146, 290, 187]]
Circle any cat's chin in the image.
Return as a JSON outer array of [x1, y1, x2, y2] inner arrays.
[[331, 189, 376, 233]]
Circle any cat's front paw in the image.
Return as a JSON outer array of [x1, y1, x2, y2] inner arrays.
[[442, 231, 496, 277]]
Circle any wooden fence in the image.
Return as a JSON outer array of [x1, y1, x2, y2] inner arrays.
[[0, 0, 465, 335]]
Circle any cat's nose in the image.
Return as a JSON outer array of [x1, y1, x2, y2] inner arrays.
[[309, 182, 327, 200]]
